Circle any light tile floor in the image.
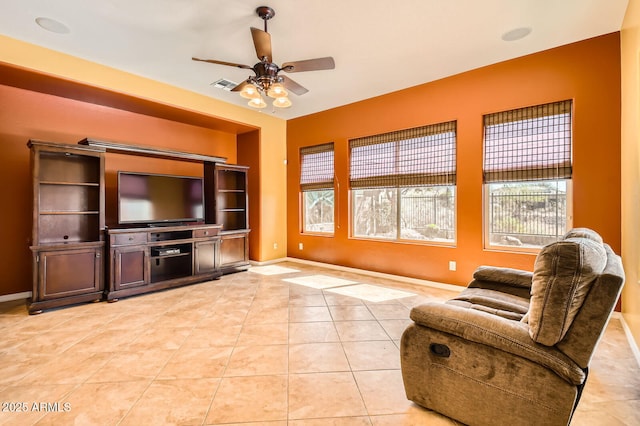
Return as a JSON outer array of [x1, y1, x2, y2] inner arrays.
[[0, 261, 638, 425]]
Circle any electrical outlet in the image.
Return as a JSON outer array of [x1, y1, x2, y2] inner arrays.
[[449, 261, 457, 271], [273, 242, 278, 250], [298, 242, 304, 250]]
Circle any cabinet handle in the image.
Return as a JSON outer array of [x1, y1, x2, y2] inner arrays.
[[128, 236, 134, 241]]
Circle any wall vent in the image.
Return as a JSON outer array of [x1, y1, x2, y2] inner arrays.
[[210, 78, 238, 91]]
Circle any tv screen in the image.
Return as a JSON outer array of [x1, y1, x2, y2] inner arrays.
[[118, 172, 204, 225]]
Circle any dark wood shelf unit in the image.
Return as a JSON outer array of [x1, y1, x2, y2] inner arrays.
[[205, 163, 249, 231], [204, 163, 251, 274], [28, 140, 106, 314], [105, 224, 222, 301], [26, 139, 251, 312]]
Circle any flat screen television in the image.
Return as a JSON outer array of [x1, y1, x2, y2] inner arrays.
[[118, 171, 204, 225]]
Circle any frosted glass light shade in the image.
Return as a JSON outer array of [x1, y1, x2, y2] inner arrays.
[[267, 83, 288, 98], [239, 84, 261, 99], [273, 96, 292, 108], [248, 96, 267, 108]]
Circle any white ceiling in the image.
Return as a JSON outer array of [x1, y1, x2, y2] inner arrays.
[[0, 0, 629, 120]]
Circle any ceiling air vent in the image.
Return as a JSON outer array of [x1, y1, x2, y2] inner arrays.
[[210, 78, 238, 91]]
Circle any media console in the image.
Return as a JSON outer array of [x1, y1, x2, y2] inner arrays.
[[105, 224, 222, 301], [27, 139, 250, 313]]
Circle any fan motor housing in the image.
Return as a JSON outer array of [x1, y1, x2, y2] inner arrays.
[[253, 61, 281, 90], [253, 61, 279, 77]]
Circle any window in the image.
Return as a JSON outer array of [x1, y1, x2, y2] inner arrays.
[[349, 121, 456, 243], [483, 100, 573, 250], [300, 143, 334, 233]]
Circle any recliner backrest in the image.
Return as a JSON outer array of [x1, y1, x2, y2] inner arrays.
[[528, 230, 608, 346], [556, 243, 625, 367]]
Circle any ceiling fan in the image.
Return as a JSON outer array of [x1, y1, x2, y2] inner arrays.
[[192, 6, 335, 108]]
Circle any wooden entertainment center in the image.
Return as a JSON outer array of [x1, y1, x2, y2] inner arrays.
[[27, 139, 250, 314], [105, 224, 222, 301]]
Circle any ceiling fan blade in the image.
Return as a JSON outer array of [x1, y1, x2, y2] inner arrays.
[[281, 57, 335, 73], [192, 57, 252, 70], [281, 76, 309, 96], [230, 81, 251, 92], [250, 27, 272, 62]]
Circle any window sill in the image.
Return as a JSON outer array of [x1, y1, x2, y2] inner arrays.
[[301, 232, 334, 237], [483, 245, 540, 255], [349, 235, 456, 248]]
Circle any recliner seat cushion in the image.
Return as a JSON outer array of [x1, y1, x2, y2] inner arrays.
[[528, 237, 607, 346], [448, 287, 530, 320]]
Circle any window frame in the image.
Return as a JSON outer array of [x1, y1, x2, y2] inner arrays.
[[482, 180, 573, 252], [302, 189, 335, 235], [348, 121, 457, 245], [482, 100, 573, 252], [350, 185, 457, 245], [300, 143, 335, 235]]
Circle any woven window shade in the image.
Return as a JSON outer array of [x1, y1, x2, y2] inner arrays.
[[483, 100, 572, 183], [300, 143, 334, 191], [349, 121, 456, 189]]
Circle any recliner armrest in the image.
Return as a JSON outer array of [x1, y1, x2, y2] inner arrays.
[[473, 265, 533, 289], [409, 302, 585, 385]]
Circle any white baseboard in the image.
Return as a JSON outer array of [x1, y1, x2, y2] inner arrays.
[[249, 258, 289, 267], [0, 291, 31, 303], [617, 313, 640, 368], [283, 256, 463, 293]]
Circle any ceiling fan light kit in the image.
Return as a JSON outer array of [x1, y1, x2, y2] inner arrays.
[[267, 82, 288, 98], [239, 84, 261, 100], [273, 96, 292, 108], [193, 5, 334, 111], [248, 97, 268, 109]]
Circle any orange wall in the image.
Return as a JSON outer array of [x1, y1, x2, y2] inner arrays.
[[0, 83, 237, 296], [287, 33, 622, 287]]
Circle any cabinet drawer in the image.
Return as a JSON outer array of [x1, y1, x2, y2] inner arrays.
[[194, 227, 219, 238], [113, 232, 147, 246]]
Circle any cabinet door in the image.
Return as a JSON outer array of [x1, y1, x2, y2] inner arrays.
[[36, 247, 103, 300], [194, 240, 220, 275], [112, 246, 148, 290], [220, 233, 248, 267]]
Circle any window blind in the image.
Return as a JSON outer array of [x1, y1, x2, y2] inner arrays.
[[349, 121, 456, 189], [483, 100, 572, 183], [300, 143, 334, 191]]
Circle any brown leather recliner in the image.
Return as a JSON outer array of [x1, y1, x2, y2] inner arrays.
[[400, 228, 625, 426]]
